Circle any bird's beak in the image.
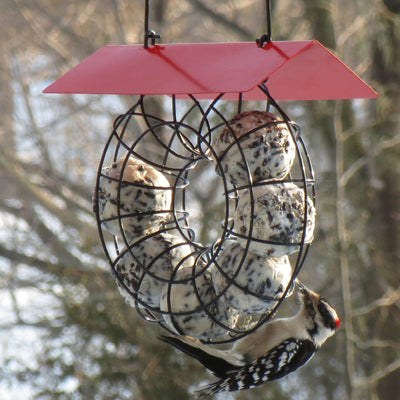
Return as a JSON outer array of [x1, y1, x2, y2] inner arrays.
[[296, 280, 309, 294], [296, 281, 316, 301], [297, 281, 322, 305]]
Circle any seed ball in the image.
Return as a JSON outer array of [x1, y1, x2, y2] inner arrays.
[[96, 156, 172, 239], [233, 182, 316, 257], [213, 111, 296, 187], [160, 261, 240, 340], [211, 241, 293, 315], [113, 233, 194, 310]]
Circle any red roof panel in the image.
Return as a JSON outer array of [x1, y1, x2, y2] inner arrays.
[[43, 41, 377, 100]]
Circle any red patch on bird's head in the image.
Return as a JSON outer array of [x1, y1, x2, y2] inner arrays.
[[335, 317, 341, 329]]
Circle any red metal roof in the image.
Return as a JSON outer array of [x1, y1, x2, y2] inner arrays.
[[43, 41, 377, 100]]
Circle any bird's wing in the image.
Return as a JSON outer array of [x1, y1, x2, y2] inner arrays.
[[197, 338, 316, 397], [159, 335, 242, 379]]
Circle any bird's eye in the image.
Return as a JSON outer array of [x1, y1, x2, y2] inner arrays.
[[318, 300, 338, 330]]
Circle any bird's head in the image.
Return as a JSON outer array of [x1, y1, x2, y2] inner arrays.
[[297, 281, 341, 347]]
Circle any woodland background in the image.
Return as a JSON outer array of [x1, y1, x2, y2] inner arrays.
[[1, 0, 400, 399]]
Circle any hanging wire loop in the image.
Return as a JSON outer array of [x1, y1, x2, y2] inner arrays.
[[144, 0, 161, 49], [256, 34, 271, 48], [256, 0, 272, 47], [145, 29, 161, 48]]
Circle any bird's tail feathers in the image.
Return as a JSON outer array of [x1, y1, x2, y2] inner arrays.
[[159, 335, 242, 379], [195, 380, 230, 398]]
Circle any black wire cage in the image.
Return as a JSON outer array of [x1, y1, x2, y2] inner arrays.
[[44, 0, 376, 346], [92, 84, 316, 344]]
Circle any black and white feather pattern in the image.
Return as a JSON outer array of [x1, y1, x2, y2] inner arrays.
[[197, 338, 315, 397]]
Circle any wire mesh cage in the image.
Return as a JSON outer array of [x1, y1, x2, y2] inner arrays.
[[93, 84, 315, 344]]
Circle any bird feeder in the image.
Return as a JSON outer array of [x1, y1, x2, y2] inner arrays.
[[44, 0, 377, 344]]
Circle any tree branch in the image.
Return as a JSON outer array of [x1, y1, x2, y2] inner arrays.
[[351, 334, 400, 350], [354, 358, 400, 388], [0, 150, 91, 232], [352, 287, 400, 317], [0, 242, 102, 281], [340, 134, 400, 187]]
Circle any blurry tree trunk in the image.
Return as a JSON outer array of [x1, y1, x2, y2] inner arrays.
[[369, 2, 400, 399], [303, 0, 336, 49], [302, 0, 338, 169], [0, 49, 14, 149], [0, 44, 17, 201], [301, 2, 356, 399]]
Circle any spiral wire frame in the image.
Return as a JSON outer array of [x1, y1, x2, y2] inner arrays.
[[93, 87, 315, 343]]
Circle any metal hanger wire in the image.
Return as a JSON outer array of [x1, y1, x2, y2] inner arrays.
[[256, 0, 272, 47]]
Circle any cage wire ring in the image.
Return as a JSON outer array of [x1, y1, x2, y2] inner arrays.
[[93, 87, 316, 343]]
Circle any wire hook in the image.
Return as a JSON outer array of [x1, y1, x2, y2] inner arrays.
[[144, 0, 161, 48], [256, 0, 272, 47]]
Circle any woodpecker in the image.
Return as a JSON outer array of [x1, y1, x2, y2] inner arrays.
[[95, 155, 172, 239], [160, 282, 340, 397], [213, 110, 296, 187], [233, 182, 316, 257], [211, 240, 293, 315]]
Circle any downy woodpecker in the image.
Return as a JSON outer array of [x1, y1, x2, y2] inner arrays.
[[160, 282, 340, 396]]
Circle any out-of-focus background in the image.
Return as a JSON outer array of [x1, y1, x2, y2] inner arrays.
[[0, 1, 399, 399]]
